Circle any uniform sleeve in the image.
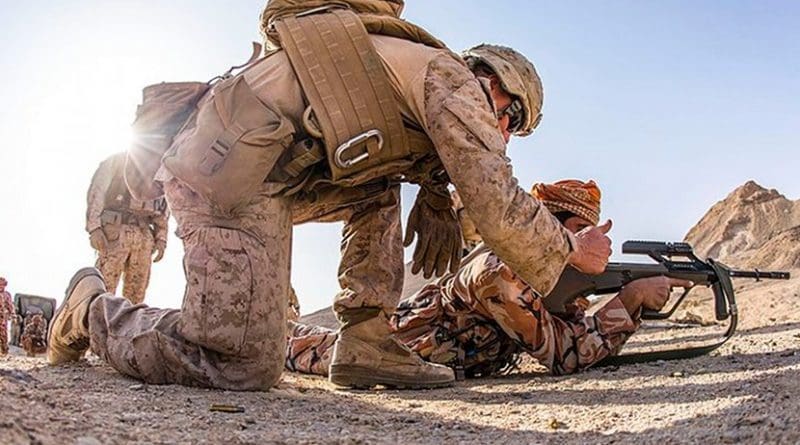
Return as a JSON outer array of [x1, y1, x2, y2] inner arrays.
[[467, 255, 639, 375], [152, 205, 170, 243], [86, 159, 113, 233], [422, 52, 573, 295]]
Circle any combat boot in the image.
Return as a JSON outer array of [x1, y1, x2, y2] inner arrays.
[[329, 316, 455, 389], [47, 267, 106, 365]]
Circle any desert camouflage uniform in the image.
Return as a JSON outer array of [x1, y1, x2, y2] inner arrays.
[[285, 320, 337, 375], [0, 290, 13, 355], [87, 153, 169, 304], [285, 246, 638, 377], [20, 312, 47, 356], [86, 35, 573, 390]]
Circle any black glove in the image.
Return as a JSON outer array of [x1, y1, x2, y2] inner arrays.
[[404, 186, 463, 278]]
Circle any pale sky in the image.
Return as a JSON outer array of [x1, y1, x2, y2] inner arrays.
[[0, 1, 798, 315]]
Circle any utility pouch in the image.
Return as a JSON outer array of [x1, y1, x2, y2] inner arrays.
[[125, 43, 263, 201], [125, 82, 211, 200], [162, 74, 295, 216]]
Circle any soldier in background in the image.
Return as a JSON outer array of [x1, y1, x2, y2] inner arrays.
[[20, 308, 47, 356], [86, 152, 169, 304], [0, 277, 15, 355], [286, 180, 692, 377]]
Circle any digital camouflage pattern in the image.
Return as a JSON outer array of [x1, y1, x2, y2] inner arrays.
[[81, 33, 572, 390], [285, 247, 639, 377], [20, 312, 47, 356], [0, 289, 13, 355], [87, 153, 169, 304], [88, 178, 290, 390], [95, 226, 156, 304]]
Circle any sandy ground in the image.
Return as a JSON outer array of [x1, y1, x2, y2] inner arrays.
[[2, 272, 799, 445]]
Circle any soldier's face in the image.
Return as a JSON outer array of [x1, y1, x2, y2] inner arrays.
[[564, 216, 594, 234], [487, 76, 514, 143]]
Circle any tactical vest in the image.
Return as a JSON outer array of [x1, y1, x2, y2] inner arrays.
[[264, 1, 441, 186], [161, 1, 445, 215]]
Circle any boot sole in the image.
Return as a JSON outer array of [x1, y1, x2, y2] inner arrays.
[[48, 267, 104, 357], [329, 364, 454, 390]]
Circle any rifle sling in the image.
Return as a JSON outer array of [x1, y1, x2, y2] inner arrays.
[[595, 310, 738, 367]]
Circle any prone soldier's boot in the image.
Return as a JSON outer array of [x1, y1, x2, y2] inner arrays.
[[329, 316, 455, 389], [47, 267, 106, 365]]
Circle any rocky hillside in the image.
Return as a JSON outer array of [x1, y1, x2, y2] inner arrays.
[[684, 180, 800, 269]]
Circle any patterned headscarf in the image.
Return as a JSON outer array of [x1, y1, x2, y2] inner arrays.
[[531, 180, 601, 225]]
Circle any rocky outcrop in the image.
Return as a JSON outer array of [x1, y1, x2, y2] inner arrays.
[[684, 181, 800, 269]]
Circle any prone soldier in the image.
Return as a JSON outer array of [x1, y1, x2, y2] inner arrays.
[[49, 1, 612, 391], [286, 180, 692, 377]]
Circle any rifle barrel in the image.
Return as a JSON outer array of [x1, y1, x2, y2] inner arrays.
[[728, 270, 791, 280]]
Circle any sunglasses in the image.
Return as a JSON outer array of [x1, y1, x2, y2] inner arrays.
[[499, 99, 525, 134]]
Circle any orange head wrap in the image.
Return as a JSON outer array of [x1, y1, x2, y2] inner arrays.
[[531, 179, 601, 225]]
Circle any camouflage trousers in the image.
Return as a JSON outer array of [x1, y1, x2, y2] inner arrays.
[[0, 316, 8, 355], [96, 224, 155, 304], [87, 180, 291, 390], [87, 179, 403, 390]]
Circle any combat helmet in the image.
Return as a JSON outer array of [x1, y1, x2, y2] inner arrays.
[[462, 44, 543, 136]]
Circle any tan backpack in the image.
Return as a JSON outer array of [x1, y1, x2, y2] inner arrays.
[[123, 44, 263, 202]]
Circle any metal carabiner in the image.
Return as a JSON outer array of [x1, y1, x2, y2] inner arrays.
[[334, 129, 384, 169]]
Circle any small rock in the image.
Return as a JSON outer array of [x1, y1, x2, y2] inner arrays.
[[128, 384, 144, 391], [548, 418, 566, 430], [670, 371, 686, 378], [75, 437, 103, 445]]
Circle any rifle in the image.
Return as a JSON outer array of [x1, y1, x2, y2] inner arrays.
[[544, 240, 790, 365]]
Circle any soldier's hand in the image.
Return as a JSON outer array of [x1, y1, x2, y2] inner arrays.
[[618, 276, 694, 315], [568, 220, 612, 275], [89, 229, 108, 253], [152, 239, 167, 263], [404, 187, 463, 279]]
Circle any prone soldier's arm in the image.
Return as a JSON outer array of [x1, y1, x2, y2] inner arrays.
[[469, 256, 639, 374]]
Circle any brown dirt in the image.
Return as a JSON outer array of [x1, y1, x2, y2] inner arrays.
[[3, 181, 799, 444], [2, 275, 799, 444]]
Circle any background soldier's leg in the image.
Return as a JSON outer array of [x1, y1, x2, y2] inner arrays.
[[0, 317, 8, 355], [95, 244, 127, 295], [87, 193, 292, 390], [121, 229, 155, 304]]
